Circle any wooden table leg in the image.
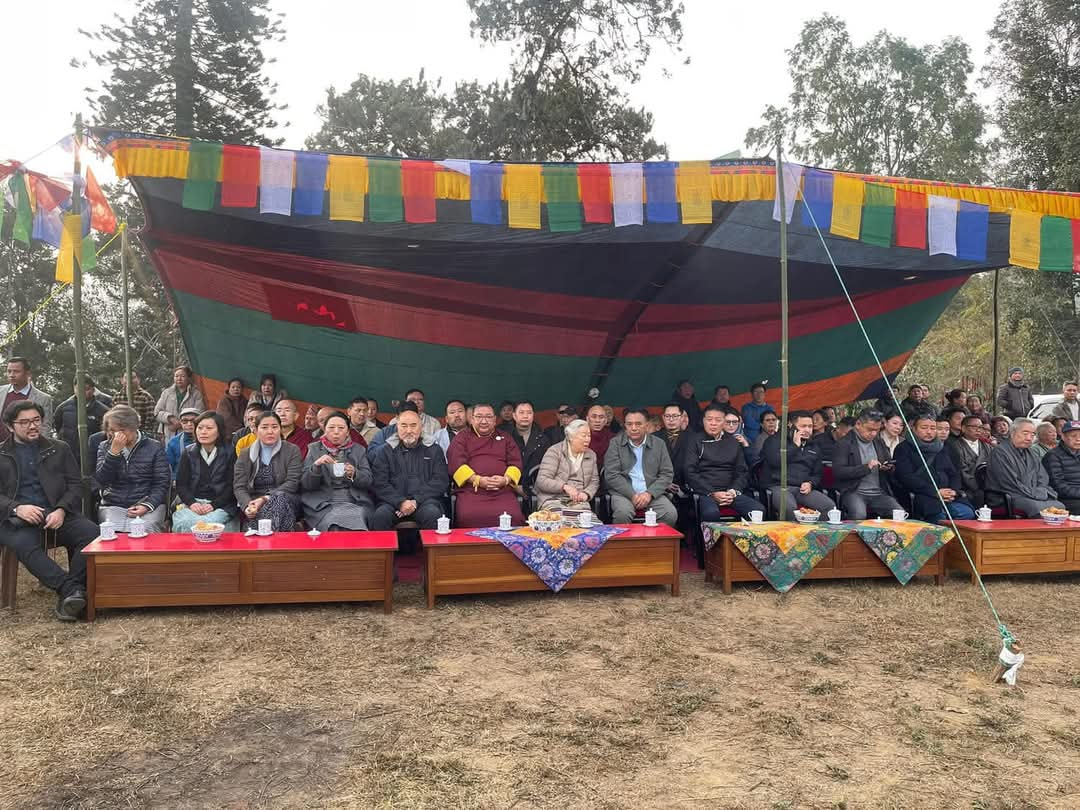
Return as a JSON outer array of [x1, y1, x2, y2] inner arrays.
[[85, 556, 96, 622], [670, 538, 680, 596], [425, 546, 436, 609], [934, 549, 945, 586], [722, 536, 733, 595], [383, 551, 393, 614]]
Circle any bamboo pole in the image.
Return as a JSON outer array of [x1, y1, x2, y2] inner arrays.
[[121, 225, 132, 401], [991, 270, 1000, 416], [71, 114, 91, 514], [776, 140, 789, 520]]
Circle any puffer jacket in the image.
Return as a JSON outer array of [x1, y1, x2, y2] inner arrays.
[[1043, 444, 1080, 501], [95, 433, 171, 510]]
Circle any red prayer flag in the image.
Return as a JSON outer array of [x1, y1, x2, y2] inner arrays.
[[894, 189, 927, 249], [1072, 219, 1080, 273], [85, 167, 117, 233], [578, 164, 613, 223], [220, 144, 260, 208], [402, 160, 436, 223]]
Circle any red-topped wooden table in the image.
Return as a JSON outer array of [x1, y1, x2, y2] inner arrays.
[[420, 524, 682, 608], [83, 531, 398, 620], [946, 519, 1080, 582]]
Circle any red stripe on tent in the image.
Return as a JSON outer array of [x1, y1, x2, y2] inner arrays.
[[220, 145, 260, 208], [402, 160, 437, 223], [578, 164, 613, 223], [894, 189, 927, 249], [1072, 219, 1080, 273]]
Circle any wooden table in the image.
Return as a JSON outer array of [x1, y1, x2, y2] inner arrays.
[[705, 530, 946, 594], [946, 519, 1080, 582], [420, 524, 682, 608], [83, 531, 397, 620]]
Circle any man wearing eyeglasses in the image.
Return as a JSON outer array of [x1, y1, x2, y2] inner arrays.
[[0, 400, 98, 621]]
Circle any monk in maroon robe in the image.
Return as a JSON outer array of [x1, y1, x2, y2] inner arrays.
[[447, 403, 524, 528]]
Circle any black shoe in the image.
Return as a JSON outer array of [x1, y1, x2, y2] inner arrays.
[[58, 589, 87, 620]]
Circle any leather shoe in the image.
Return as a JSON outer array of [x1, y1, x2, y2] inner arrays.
[[58, 589, 87, 620]]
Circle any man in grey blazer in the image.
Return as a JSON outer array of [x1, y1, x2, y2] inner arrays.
[[0, 357, 53, 442], [604, 408, 677, 526]]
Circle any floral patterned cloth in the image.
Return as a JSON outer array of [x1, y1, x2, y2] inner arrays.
[[852, 520, 953, 584], [467, 525, 628, 591], [701, 521, 850, 593]]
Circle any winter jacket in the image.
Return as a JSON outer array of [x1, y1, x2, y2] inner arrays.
[[1043, 444, 1080, 501], [233, 439, 302, 508], [0, 383, 54, 439], [670, 389, 704, 432], [95, 433, 171, 510], [740, 401, 775, 444], [604, 432, 674, 500], [899, 397, 936, 424], [371, 438, 449, 508], [155, 385, 206, 440], [893, 440, 969, 520], [1050, 399, 1080, 422], [216, 394, 248, 436], [175, 443, 238, 516], [534, 442, 600, 504], [684, 431, 749, 494], [510, 426, 551, 490], [0, 436, 83, 516], [996, 382, 1034, 420], [166, 432, 196, 478], [946, 434, 992, 504], [761, 433, 823, 489], [832, 431, 894, 498], [986, 441, 1055, 501], [52, 394, 110, 466]]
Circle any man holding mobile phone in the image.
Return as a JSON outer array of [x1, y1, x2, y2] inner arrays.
[[831, 409, 904, 520]]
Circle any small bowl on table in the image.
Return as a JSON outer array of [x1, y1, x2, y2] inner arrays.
[[793, 510, 821, 525], [1040, 509, 1068, 527], [191, 522, 225, 543]]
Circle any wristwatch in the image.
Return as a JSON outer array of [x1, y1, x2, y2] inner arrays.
[[10, 505, 19, 517]]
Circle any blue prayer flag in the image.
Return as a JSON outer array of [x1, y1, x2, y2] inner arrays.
[[955, 200, 989, 261], [470, 163, 504, 225], [293, 152, 329, 215], [32, 205, 63, 248], [800, 169, 833, 231], [644, 162, 678, 223]]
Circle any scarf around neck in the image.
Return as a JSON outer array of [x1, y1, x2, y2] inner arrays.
[[319, 435, 354, 455]]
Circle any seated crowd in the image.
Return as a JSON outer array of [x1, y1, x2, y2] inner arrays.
[[1, 357, 1076, 621]]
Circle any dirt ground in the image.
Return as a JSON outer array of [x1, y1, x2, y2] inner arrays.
[[1, 562, 1078, 810]]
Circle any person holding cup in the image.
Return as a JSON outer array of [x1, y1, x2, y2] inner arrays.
[[234, 411, 302, 532], [173, 412, 239, 533], [300, 411, 374, 531], [893, 414, 975, 523]]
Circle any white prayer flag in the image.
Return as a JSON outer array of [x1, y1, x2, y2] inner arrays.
[[259, 147, 294, 215], [771, 160, 804, 224], [437, 159, 479, 177], [928, 195, 958, 256], [611, 162, 643, 227]]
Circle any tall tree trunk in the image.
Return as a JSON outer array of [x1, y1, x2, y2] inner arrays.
[[174, 0, 195, 137]]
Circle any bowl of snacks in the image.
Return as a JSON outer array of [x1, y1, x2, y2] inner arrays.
[[191, 521, 225, 542], [527, 509, 564, 533], [793, 507, 821, 524], [1040, 507, 1068, 526]]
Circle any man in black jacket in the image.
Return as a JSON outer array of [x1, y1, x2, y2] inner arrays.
[[893, 415, 975, 522], [370, 408, 450, 530], [761, 411, 836, 520], [1043, 420, 1080, 513], [685, 405, 765, 521], [946, 414, 992, 507], [53, 374, 109, 467], [832, 409, 904, 519], [509, 401, 550, 495], [0, 400, 98, 620]]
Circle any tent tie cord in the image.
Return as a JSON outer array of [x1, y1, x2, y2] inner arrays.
[[797, 198, 1018, 654]]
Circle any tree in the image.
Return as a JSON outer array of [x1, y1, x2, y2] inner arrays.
[[79, 0, 286, 144], [308, 0, 684, 161], [745, 15, 987, 182], [986, 0, 1080, 191]]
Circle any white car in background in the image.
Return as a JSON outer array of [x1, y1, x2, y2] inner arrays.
[[1029, 394, 1062, 421]]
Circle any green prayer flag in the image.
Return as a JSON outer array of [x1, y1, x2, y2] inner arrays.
[[10, 175, 32, 245], [859, 183, 895, 248], [81, 234, 97, 271], [368, 159, 403, 222], [542, 165, 582, 232], [182, 140, 223, 211], [1039, 215, 1072, 272]]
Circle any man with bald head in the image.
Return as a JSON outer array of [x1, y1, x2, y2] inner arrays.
[[371, 406, 449, 530], [587, 404, 613, 473], [274, 399, 314, 459]]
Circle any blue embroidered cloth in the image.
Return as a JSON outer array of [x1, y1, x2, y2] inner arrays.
[[467, 525, 628, 591]]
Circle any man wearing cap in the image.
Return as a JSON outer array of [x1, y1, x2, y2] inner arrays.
[[1043, 420, 1080, 513], [165, 407, 200, 479], [997, 367, 1034, 420], [544, 404, 578, 446]]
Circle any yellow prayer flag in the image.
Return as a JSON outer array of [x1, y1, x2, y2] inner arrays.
[[830, 175, 865, 240], [55, 214, 82, 284], [1008, 209, 1042, 269], [677, 161, 713, 224], [328, 155, 368, 221], [504, 164, 542, 229]]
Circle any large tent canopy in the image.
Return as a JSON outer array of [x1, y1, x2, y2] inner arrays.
[[93, 128, 1080, 416]]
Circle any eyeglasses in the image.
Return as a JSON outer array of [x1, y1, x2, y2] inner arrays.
[[723, 419, 741, 425], [13, 417, 41, 427]]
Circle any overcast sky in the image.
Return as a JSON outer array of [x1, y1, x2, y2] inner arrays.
[[3, 0, 1002, 179]]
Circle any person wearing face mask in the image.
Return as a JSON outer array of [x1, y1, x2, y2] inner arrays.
[[173, 411, 238, 532], [154, 366, 205, 440]]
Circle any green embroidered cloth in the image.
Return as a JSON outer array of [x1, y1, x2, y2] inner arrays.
[[701, 521, 850, 593]]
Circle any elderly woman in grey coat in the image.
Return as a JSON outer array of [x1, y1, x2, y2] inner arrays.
[[233, 411, 303, 531], [533, 419, 599, 511], [300, 411, 374, 531]]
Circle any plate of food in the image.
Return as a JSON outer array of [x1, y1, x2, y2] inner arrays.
[[191, 521, 225, 542], [528, 509, 564, 532], [1040, 507, 1068, 526], [793, 507, 821, 524]]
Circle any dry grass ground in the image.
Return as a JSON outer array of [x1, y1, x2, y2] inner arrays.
[[1, 565, 1079, 809]]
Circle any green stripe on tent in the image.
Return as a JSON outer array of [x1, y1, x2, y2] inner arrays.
[[860, 183, 895, 248], [368, 159, 403, 222], [543, 165, 583, 232], [182, 141, 223, 211], [1039, 215, 1072, 272]]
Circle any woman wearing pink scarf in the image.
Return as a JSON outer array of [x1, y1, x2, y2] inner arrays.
[[299, 411, 374, 531]]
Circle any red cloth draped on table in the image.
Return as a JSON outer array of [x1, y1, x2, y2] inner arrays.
[[447, 428, 524, 527]]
